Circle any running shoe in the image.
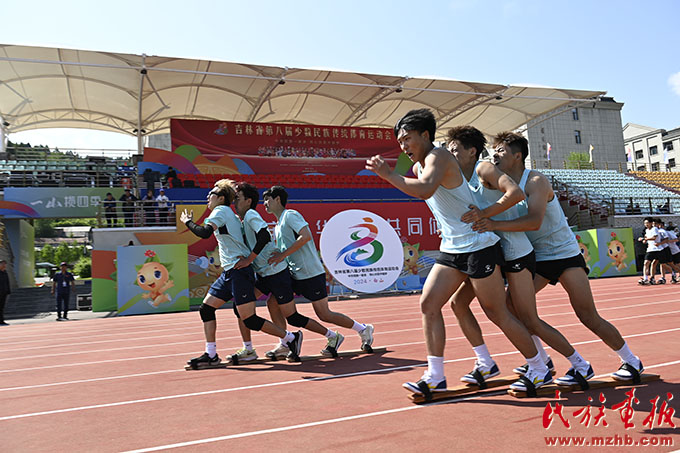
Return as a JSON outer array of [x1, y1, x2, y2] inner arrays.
[[187, 352, 221, 369], [403, 374, 447, 394], [611, 359, 644, 381], [265, 343, 290, 360], [228, 348, 258, 364], [359, 324, 374, 350], [460, 361, 500, 384], [509, 367, 553, 392], [321, 331, 345, 356], [513, 357, 555, 375], [555, 363, 595, 386], [286, 330, 303, 360]]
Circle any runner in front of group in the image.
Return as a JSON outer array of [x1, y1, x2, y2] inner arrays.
[[366, 108, 551, 396], [472, 132, 643, 381], [227, 181, 345, 362], [180, 179, 303, 368], [262, 185, 374, 359], [446, 125, 593, 387]]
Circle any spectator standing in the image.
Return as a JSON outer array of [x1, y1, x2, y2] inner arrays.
[[119, 188, 138, 227], [103, 192, 117, 227], [156, 188, 171, 226], [0, 260, 10, 326], [52, 262, 75, 321], [142, 189, 156, 226]]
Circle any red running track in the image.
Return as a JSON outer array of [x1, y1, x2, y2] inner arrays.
[[1, 275, 679, 452]]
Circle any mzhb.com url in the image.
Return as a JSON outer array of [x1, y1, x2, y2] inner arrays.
[[545, 434, 673, 447]]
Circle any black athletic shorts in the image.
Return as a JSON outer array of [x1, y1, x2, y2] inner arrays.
[[659, 248, 673, 264], [673, 252, 680, 264], [644, 250, 664, 262], [501, 250, 536, 278], [291, 273, 328, 302], [255, 268, 295, 305], [435, 242, 505, 279], [208, 266, 256, 306], [536, 253, 589, 286]]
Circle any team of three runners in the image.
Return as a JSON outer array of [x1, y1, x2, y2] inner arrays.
[[181, 180, 374, 369]]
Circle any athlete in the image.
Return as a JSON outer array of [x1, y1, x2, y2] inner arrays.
[[366, 109, 551, 397], [473, 132, 643, 381], [638, 217, 662, 285], [446, 125, 593, 387], [180, 179, 302, 369], [229, 181, 344, 361], [262, 185, 374, 358], [653, 218, 675, 283], [661, 222, 680, 282]]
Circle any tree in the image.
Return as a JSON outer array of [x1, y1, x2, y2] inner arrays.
[[566, 152, 593, 170], [38, 244, 55, 264]]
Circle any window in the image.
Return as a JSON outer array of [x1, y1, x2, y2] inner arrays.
[[650, 145, 658, 155], [574, 130, 582, 144], [669, 158, 676, 168], [651, 162, 659, 171], [637, 165, 646, 171], [572, 108, 579, 120], [663, 142, 674, 151], [635, 150, 644, 159]]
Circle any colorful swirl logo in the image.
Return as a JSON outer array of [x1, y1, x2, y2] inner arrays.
[[335, 217, 383, 267]]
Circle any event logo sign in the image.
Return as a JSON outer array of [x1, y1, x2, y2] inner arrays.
[[320, 210, 402, 293]]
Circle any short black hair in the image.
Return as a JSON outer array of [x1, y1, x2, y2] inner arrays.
[[644, 217, 654, 223], [263, 185, 288, 206], [394, 108, 436, 143], [236, 182, 259, 210], [493, 131, 529, 161], [446, 126, 488, 159]]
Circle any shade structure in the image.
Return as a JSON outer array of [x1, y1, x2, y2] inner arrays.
[[0, 44, 604, 145]]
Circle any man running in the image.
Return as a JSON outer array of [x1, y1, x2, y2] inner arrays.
[[180, 179, 302, 368], [366, 109, 550, 396], [262, 185, 374, 358], [446, 125, 593, 387], [473, 132, 643, 381]]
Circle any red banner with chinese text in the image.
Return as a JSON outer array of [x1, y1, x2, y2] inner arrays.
[[170, 119, 401, 175]]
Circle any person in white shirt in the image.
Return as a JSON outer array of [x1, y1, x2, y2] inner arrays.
[[155, 189, 171, 226], [638, 217, 663, 285]]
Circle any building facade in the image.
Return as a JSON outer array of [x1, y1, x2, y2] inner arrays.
[[524, 97, 626, 169], [623, 123, 680, 172]]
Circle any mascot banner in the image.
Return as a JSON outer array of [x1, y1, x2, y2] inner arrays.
[[116, 244, 190, 315], [575, 227, 637, 277]]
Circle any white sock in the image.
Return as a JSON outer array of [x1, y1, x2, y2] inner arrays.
[[566, 350, 587, 370], [532, 335, 549, 363], [427, 356, 445, 382], [283, 331, 295, 345], [352, 321, 366, 332], [325, 330, 337, 338], [526, 353, 548, 374], [243, 341, 253, 351], [472, 344, 493, 367], [206, 342, 217, 358], [615, 342, 638, 366]]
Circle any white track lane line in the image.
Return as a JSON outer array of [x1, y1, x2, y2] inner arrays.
[[2, 311, 679, 377], [119, 358, 680, 453], [1, 328, 678, 421], [3, 302, 679, 362]]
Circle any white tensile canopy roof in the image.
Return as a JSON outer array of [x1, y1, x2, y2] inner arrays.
[[0, 44, 604, 149]]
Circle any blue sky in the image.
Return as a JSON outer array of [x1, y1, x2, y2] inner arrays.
[[2, 0, 679, 155]]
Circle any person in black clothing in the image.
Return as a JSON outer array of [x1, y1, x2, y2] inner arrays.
[[103, 192, 117, 227], [119, 188, 138, 227], [0, 260, 10, 326], [52, 262, 75, 321], [142, 189, 156, 226]]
